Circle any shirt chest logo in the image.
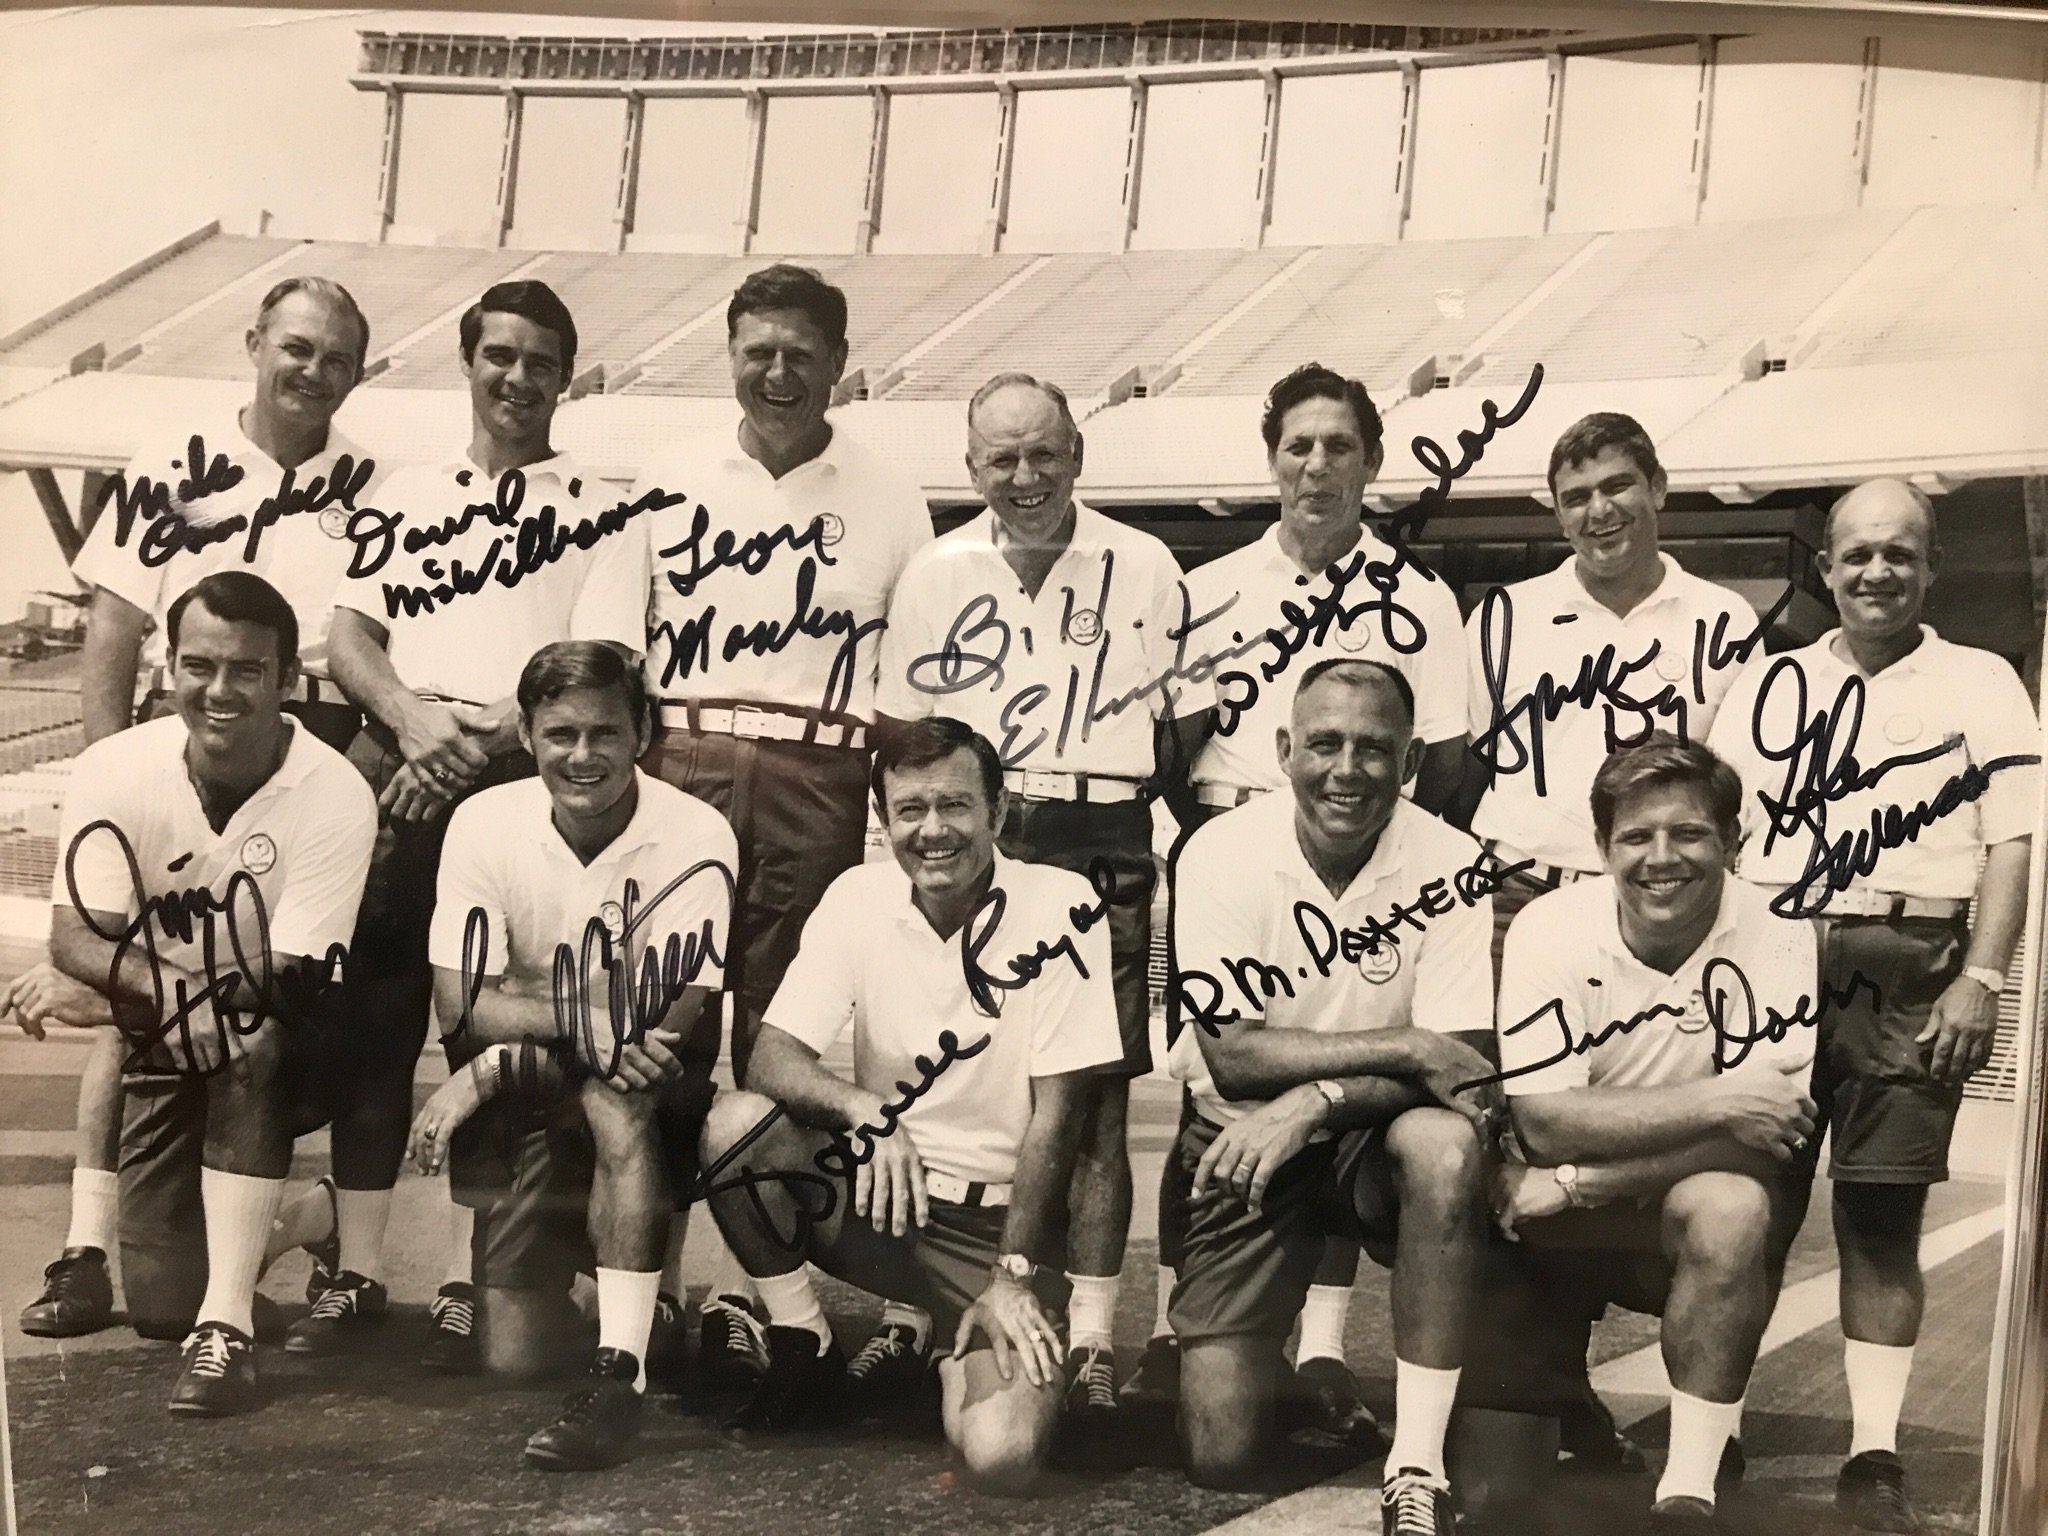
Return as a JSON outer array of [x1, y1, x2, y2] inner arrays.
[[1883, 711, 1923, 746], [1676, 988, 1710, 1034], [815, 512, 846, 548], [599, 901, 627, 942], [319, 507, 351, 539], [1335, 619, 1373, 654], [240, 833, 278, 875], [1358, 943, 1401, 985], [1067, 608, 1103, 645]]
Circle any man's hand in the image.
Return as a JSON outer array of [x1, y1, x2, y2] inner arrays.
[[1491, 1161, 1570, 1240], [380, 762, 458, 824], [1409, 1032, 1504, 1132], [851, 1105, 928, 1236], [461, 699, 524, 758], [396, 699, 491, 785], [581, 1025, 687, 1094], [2, 963, 112, 1038], [1192, 1084, 1323, 1214], [950, 1273, 1061, 1388], [1713, 1072, 1816, 1161], [1918, 974, 2000, 1085]]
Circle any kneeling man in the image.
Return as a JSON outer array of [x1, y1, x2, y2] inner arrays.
[[698, 717, 1120, 1493], [1168, 658, 1497, 1535], [1492, 735, 1818, 1533]]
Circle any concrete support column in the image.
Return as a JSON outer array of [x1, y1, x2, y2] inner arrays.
[[1392, 62, 1421, 241], [493, 90, 524, 249], [1117, 79, 1150, 253], [374, 87, 404, 243], [1537, 51, 1566, 233], [1689, 37, 1719, 223], [1849, 35, 1881, 208], [981, 83, 1018, 255], [1250, 69, 1281, 248], [733, 89, 768, 256], [613, 92, 645, 254], [854, 87, 891, 254]]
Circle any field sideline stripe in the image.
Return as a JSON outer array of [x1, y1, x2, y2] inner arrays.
[[1193, 1206, 2006, 1536]]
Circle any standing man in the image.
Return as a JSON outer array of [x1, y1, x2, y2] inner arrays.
[[1135, 363, 1470, 1433], [324, 279, 647, 1368], [695, 717, 1120, 1492], [1167, 659, 1497, 1536], [876, 372, 1211, 1429], [1487, 736, 1820, 1533], [20, 277, 378, 1342], [16, 571, 375, 1413], [1709, 478, 2040, 1532], [629, 264, 933, 1380]]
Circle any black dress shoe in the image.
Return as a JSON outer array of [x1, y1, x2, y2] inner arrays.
[[19, 1246, 114, 1338], [283, 1270, 387, 1356], [421, 1281, 480, 1375], [1284, 1356, 1390, 1452], [169, 1322, 259, 1417], [524, 1349, 643, 1472], [724, 1326, 847, 1438], [1648, 1495, 1725, 1533], [1836, 1450, 1924, 1533]]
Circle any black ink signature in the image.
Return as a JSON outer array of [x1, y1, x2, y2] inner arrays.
[[656, 502, 836, 601], [959, 856, 1119, 1017], [811, 1028, 994, 1180], [98, 435, 245, 552], [102, 437, 382, 574]]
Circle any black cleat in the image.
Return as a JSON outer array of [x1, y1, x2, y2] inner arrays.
[[524, 1349, 643, 1471], [282, 1270, 387, 1356], [1717, 1437, 1746, 1491], [19, 1246, 114, 1338], [1285, 1356, 1390, 1453], [421, 1281, 480, 1375], [845, 1320, 930, 1410], [1648, 1495, 1725, 1533], [1380, 1466, 1456, 1536], [1119, 1334, 1181, 1406], [724, 1326, 847, 1439], [302, 1176, 340, 1305], [169, 1322, 259, 1417], [645, 1291, 688, 1392], [1836, 1450, 1924, 1533], [1560, 1388, 1650, 1474], [699, 1292, 770, 1390]]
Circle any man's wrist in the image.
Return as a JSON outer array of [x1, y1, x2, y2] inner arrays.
[[1959, 964, 2005, 998]]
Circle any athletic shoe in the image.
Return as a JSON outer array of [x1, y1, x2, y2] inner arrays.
[[1717, 1437, 1746, 1491], [169, 1322, 259, 1417], [303, 1175, 340, 1305], [1380, 1466, 1456, 1536], [1560, 1387, 1650, 1473], [724, 1326, 847, 1438], [1647, 1495, 1725, 1533], [1064, 1345, 1118, 1420], [645, 1291, 688, 1392], [421, 1281, 479, 1375], [846, 1320, 929, 1408], [1118, 1334, 1181, 1406], [1286, 1356, 1389, 1452], [19, 1246, 114, 1338], [524, 1348, 643, 1472], [282, 1270, 387, 1356], [699, 1293, 770, 1389], [1835, 1450, 1924, 1533]]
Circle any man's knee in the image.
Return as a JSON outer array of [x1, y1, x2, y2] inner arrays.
[[700, 1088, 783, 1163], [1179, 1339, 1271, 1490], [581, 1078, 657, 1154], [1386, 1107, 1484, 1198], [1664, 1172, 1772, 1275], [943, 1353, 1058, 1495]]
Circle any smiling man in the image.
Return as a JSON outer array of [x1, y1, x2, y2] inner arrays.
[[1486, 735, 1819, 1534], [1707, 478, 2040, 1532], [6, 571, 376, 1414], [1166, 658, 1496, 1534], [695, 717, 1119, 1491], [628, 264, 934, 1383]]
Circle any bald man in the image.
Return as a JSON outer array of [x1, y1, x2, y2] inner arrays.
[[1709, 478, 2040, 1533]]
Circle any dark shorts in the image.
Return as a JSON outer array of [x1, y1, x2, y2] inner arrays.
[[641, 731, 868, 1024], [1812, 915, 1968, 1185], [1168, 1113, 1398, 1345], [1000, 795, 1155, 1076]]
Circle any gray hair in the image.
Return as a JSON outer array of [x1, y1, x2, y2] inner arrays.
[[967, 372, 1080, 445], [253, 276, 371, 373]]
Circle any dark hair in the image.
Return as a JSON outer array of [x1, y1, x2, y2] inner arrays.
[[1293, 657, 1415, 730], [165, 571, 299, 669], [459, 280, 578, 378], [516, 641, 648, 733], [1260, 363, 1383, 459], [253, 276, 370, 373], [1547, 412, 1663, 500], [726, 264, 848, 353], [870, 717, 1005, 819], [1590, 733, 1742, 847]]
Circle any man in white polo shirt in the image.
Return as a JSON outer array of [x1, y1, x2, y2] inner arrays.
[[324, 279, 646, 1368], [694, 717, 1119, 1493], [31, 571, 374, 1415], [876, 372, 1212, 1431], [21, 276, 380, 1344], [410, 640, 735, 1469], [1486, 735, 1819, 1534], [1167, 658, 1497, 1536], [1708, 478, 2040, 1532], [629, 264, 933, 1380]]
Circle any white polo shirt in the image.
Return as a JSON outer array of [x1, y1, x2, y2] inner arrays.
[[1708, 627, 2043, 905], [1168, 793, 1494, 1126], [1185, 524, 1467, 792], [1496, 875, 1817, 1097], [331, 453, 644, 705], [428, 772, 737, 1009], [874, 502, 1213, 776], [54, 714, 376, 975], [633, 422, 934, 722], [766, 853, 1121, 1184], [70, 411, 383, 682], [1467, 554, 1758, 872]]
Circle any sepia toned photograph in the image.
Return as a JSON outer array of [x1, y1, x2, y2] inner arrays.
[[0, 4, 2044, 1534]]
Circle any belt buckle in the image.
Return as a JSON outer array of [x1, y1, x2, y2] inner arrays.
[[730, 705, 772, 741], [1020, 769, 1066, 800]]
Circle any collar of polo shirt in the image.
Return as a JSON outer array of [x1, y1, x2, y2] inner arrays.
[[980, 498, 1099, 556], [720, 417, 848, 479], [180, 712, 322, 800], [1546, 550, 1685, 614], [1825, 623, 1938, 678], [438, 449, 593, 493], [1594, 872, 1741, 967], [1269, 793, 1420, 904], [533, 769, 665, 865], [1257, 518, 1397, 578], [887, 848, 1016, 929]]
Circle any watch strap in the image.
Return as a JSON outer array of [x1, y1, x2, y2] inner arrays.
[[1961, 964, 2005, 997]]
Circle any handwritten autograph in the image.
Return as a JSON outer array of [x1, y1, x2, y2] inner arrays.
[[100, 435, 376, 571]]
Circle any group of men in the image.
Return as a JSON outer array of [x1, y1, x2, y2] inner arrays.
[[2, 261, 2038, 1536]]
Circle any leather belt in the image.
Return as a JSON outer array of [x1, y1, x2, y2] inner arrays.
[[656, 699, 867, 751], [924, 1171, 1011, 1208], [1818, 889, 1967, 921], [1193, 781, 1261, 810], [1003, 768, 1142, 804], [1481, 838, 1596, 889]]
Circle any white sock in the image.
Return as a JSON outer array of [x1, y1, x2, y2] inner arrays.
[[195, 1168, 285, 1338], [878, 1300, 932, 1352], [444, 1199, 475, 1288], [334, 1186, 392, 1282], [1150, 1264, 1177, 1341], [1067, 1272, 1118, 1353], [701, 1237, 757, 1309], [1386, 1359, 1462, 1478], [1656, 1389, 1743, 1505], [65, 1167, 119, 1253], [1845, 1338, 1915, 1455], [596, 1267, 662, 1392], [659, 1211, 689, 1299], [1297, 1283, 1351, 1366], [754, 1268, 831, 1354]]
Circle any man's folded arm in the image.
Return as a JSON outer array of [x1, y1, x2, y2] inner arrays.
[[1000, 1069, 1092, 1260], [1196, 1012, 1439, 1103], [747, 1021, 875, 1133], [1509, 1083, 1741, 1166]]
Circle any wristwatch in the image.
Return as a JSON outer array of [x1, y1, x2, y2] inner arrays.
[[1960, 965, 2006, 998], [1309, 1079, 1346, 1113], [992, 1252, 1037, 1285], [1554, 1163, 1585, 1209]]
